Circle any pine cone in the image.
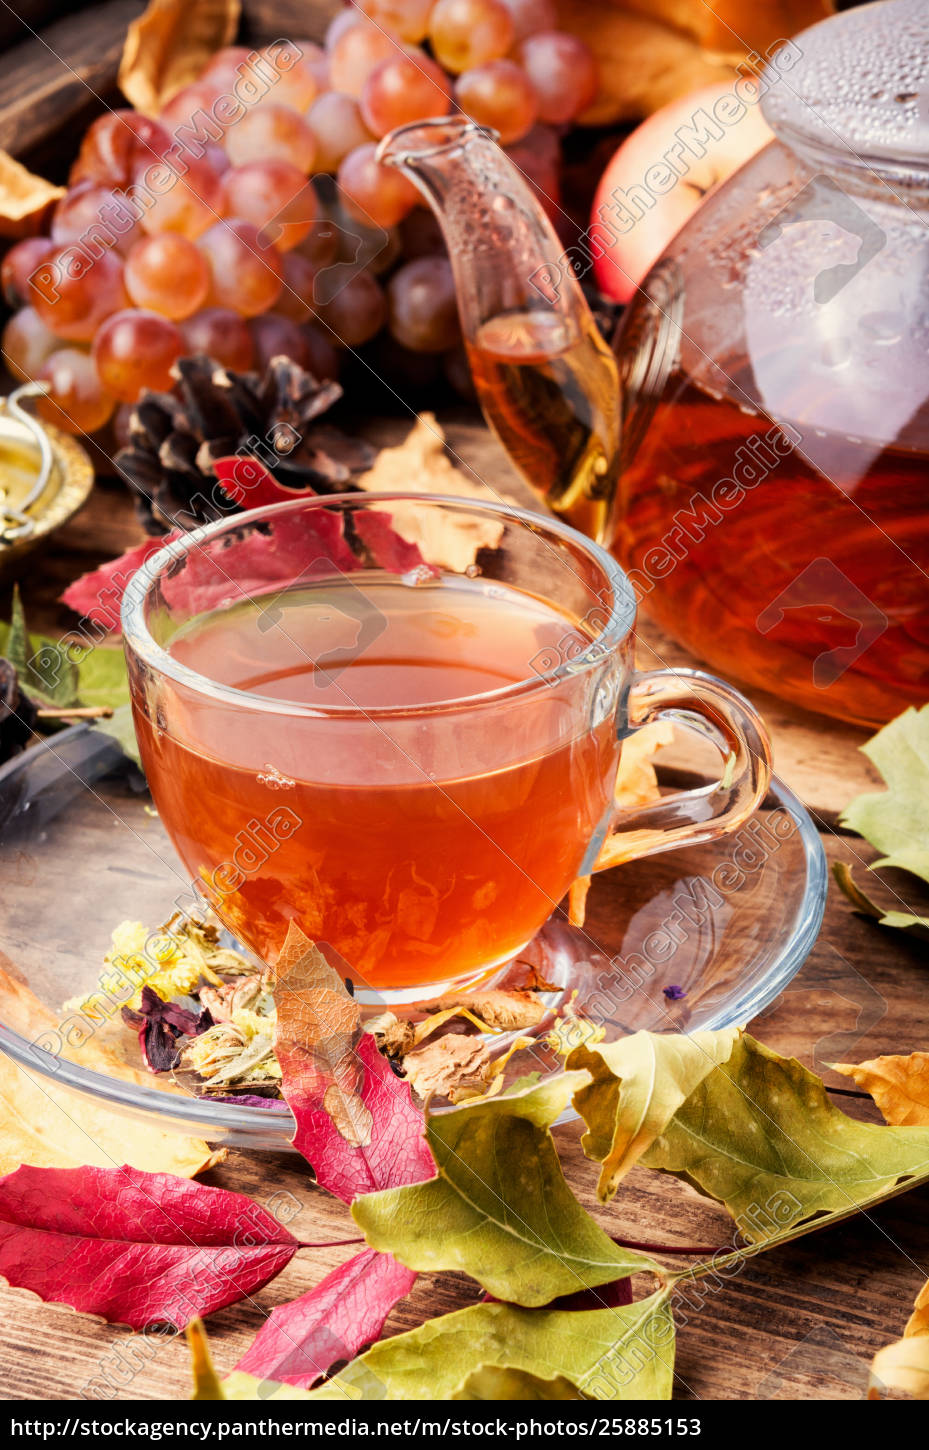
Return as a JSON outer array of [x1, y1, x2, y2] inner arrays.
[[116, 355, 375, 535], [0, 657, 38, 766]]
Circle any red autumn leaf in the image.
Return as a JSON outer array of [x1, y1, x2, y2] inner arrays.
[[233, 1247, 416, 1389], [0, 1164, 298, 1330], [272, 925, 435, 1204], [212, 455, 296, 510], [352, 509, 438, 578], [289, 1034, 437, 1204], [61, 536, 168, 631]]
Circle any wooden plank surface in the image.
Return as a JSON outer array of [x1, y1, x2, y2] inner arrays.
[[2, 416, 927, 1403]]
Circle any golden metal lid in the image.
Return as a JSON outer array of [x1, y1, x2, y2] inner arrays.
[[0, 383, 94, 574]]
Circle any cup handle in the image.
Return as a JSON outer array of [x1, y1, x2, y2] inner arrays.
[[594, 666, 772, 872]]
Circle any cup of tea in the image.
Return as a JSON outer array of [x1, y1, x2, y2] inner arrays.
[[122, 493, 771, 1001]]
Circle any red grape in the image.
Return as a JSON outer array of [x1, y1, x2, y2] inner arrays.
[[296, 214, 342, 270], [37, 348, 115, 434], [160, 82, 227, 137], [92, 309, 184, 402], [274, 251, 320, 323], [255, 42, 320, 112], [386, 255, 459, 351], [357, 1, 436, 43], [124, 234, 210, 319], [181, 308, 255, 370], [302, 324, 340, 380], [307, 92, 374, 172], [138, 153, 223, 240], [428, 0, 514, 72], [2, 307, 59, 382], [221, 161, 317, 251], [397, 207, 446, 258], [325, 8, 365, 50], [515, 31, 598, 123], [249, 313, 312, 371], [498, 0, 556, 41], [316, 269, 387, 347], [198, 220, 283, 316], [201, 46, 254, 85], [328, 22, 399, 96], [69, 111, 173, 187], [51, 182, 144, 256], [1, 238, 55, 308], [31, 248, 127, 342], [455, 59, 538, 143], [337, 143, 418, 228], [506, 122, 561, 217], [224, 103, 317, 172], [360, 51, 452, 137]]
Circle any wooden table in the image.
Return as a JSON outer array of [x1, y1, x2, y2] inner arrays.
[[2, 418, 927, 1403]]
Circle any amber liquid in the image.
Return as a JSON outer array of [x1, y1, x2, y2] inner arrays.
[[133, 577, 619, 992], [618, 373, 929, 727], [467, 309, 622, 544]]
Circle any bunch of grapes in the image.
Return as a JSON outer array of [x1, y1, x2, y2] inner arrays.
[[0, 0, 597, 441]]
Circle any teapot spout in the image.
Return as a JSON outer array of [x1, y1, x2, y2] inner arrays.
[[377, 118, 623, 546]]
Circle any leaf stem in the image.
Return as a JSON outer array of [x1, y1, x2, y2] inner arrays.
[[611, 1234, 732, 1257], [36, 705, 114, 720], [296, 1236, 366, 1249]]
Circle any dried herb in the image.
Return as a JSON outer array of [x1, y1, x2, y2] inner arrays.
[[0, 150, 64, 239], [119, 0, 240, 116], [122, 985, 211, 1073]]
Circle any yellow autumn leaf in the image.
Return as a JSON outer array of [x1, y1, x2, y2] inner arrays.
[[119, 0, 241, 115], [558, 0, 835, 124], [832, 1052, 929, 1127], [0, 957, 223, 1178], [872, 1281, 929, 1399], [0, 150, 64, 239]]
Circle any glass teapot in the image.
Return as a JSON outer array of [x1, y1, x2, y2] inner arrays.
[[378, 0, 929, 730]]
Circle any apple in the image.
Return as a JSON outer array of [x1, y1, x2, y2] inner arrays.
[[590, 80, 773, 304]]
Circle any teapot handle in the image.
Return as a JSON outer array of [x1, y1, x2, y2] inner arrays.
[[594, 667, 772, 872]]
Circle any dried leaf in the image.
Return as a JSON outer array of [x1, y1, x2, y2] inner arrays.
[[568, 876, 591, 928], [832, 1052, 929, 1127], [841, 705, 929, 886], [614, 720, 674, 809], [303, 1291, 675, 1401], [187, 1319, 225, 1400], [0, 957, 222, 1179], [407, 989, 548, 1032], [872, 1281, 929, 1399], [402, 1033, 491, 1102], [569, 1027, 742, 1200], [352, 1076, 659, 1305], [273, 927, 433, 1202], [0, 150, 64, 239], [233, 1249, 416, 1390], [626, 1034, 929, 1249], [558, 0, 834, 124], [452, 1366, 588, 1399], [119, 0, 241, 116], [355, 414, 510, 572], [0, 1164, 297, 1329]]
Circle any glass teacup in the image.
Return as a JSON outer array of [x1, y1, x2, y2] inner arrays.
[[122, 494, 771, 1000]]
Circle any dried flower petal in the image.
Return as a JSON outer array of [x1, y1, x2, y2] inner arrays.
[[119, 0, 241, 116], [0, 151, 64, 239]]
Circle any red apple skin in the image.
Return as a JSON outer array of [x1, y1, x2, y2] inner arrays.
[[591, 81, 773, 304]]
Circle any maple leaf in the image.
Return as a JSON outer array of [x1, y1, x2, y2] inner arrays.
[[352, 1076, 658, 1305], [272, 925, 433, 1202], [0, 1164, 299, 1329], [232, 1248, 416, 1390]]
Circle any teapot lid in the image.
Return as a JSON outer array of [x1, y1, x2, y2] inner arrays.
[[761, 0, 929, 179]]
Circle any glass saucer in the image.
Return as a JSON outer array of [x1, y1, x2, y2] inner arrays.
[[0, 724, 827, 1149]]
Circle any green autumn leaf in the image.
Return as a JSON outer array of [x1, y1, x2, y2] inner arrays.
[[4, 587, 80, 709], [639, 1034, 929, 1247], [352, 1075, 658, 1306], [832, 862, 929, 935], [569, 1027, 741, 1201], [73, 644, 131, 713], [452, 1366, 587, 1399], [841, 705, 929, 886], [302, 1293, 675, 1401]]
